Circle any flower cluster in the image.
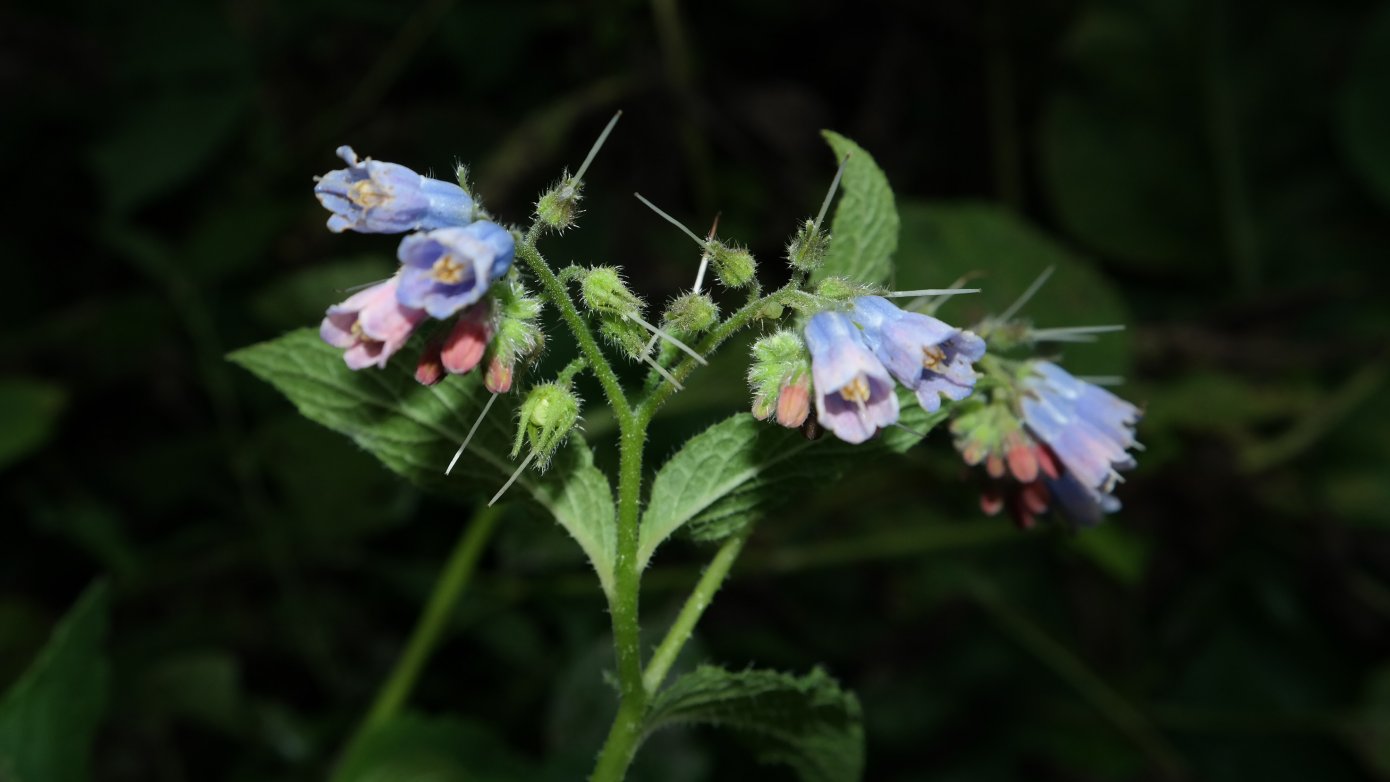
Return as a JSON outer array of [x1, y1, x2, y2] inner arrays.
[[312, 146, 529, 379], [952, 360, 1141, 527], [747, 296, 985, 444]]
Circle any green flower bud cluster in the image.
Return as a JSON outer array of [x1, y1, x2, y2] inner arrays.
[[535, 171, 582, 233], [747, 330, 812, 427], [706, 241, 758, 289], [484, 278, 546, 393], [662, 292, 718, 336], [512, 381, 582, 470], [576, 266, 654, 359], [786, 219, 831, 273]]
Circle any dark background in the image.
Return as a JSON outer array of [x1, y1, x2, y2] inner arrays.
[[3, 0, 1390, 779]]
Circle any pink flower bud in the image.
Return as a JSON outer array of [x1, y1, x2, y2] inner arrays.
[[441, 305, 492, 374], [415, 338, 446, 386], [485, 356, 514, 393], [774, 378, 810, 428]]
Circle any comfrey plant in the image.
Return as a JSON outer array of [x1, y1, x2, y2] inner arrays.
[[232, 117, 1142, 781]]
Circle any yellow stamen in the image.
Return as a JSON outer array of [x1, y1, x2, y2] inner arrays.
[[431, 254, 467, 284], [839, 376, 871, 403], [348, 179, 388, 208], [922, 345, 945, 369]]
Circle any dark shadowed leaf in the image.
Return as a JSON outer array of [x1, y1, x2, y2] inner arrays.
[[639, 399, 944, 568], [229, 329, 616, 595], [0, 378, 66, 473], [645, 665, 864, 782], [0, 583, 109, 782]]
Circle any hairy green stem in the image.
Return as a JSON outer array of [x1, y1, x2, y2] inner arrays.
[[516, 237, 630, 419], [637, 285, 794, 424], [342, 505, 501, 758], [590, 417, 648, 781], [643, 529, 748, 694], [521, 224, 648, 780]]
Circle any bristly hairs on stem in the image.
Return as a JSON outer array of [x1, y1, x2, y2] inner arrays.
[[999, 265, 1055, 321], [574, 111, 623, 185]]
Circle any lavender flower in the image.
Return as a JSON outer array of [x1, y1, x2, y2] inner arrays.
[[396, 222, 515, 319], [314, 146, 475, 234], [1020, 360, 1140, 523], [852, 296, 985, 413], [803, 311, 899, 444], [319, 276, 426, 370]]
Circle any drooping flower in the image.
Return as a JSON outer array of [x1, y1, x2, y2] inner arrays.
[[1018, 360, 1141, 524], [319, 276, 426, 370], [415, 337, 446, 386], [852, 296, 985, 413], [314, 146, 475, 234], [440, 302, 493, 375], [396, 222, 515, 319], [803, 311, 899, 444]]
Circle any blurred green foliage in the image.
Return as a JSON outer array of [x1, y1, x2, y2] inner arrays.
[[2, 0, 1389, 779]]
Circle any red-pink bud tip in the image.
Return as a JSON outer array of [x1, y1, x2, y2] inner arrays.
[[485, 357, 514, 393]]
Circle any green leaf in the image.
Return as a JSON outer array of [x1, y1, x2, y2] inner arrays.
[[0, 582, 110, 782], [229, 329, 616, 596], [334, 713, 537, 782], [644, 665, 864, 782], [639, 400, 943, 568], [0, 378, 66, 473], [1339, 3, 1390, 210], [813, 131, 899, 287], [895, 200, 1132, 376]]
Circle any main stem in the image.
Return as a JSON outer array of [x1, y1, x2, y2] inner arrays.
[[517, 233, 631, 420], [342, 505, 501, 759], [519, 227, 647, 780], [590, 414, 648, 780]]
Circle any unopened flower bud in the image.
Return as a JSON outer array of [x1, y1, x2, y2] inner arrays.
[[599, 317, 649, 358], [775, 374, 811, 428], [415, 338, 446, 386], [485, 355, 514, 393], [747, 331, 813, 429], [580, 266, 644, 316], [441, 303, 492, 374], [512, 382, 581, 469], [486, 278, 545, 381], [787, 219, 831, 273], [709, 242, 757, 289], [536, 173, 582, 233], [663, 292, 718, 335], [814, 276, 871, 302]]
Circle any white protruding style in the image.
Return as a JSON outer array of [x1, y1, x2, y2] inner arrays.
[[446, 391, 499, 475]]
